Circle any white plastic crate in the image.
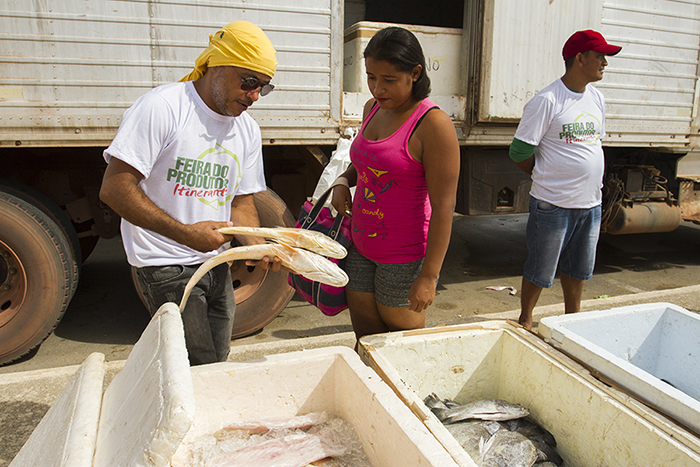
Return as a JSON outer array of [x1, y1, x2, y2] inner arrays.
[[9, 303, 194, 467], [10, 303, 457, 466], [8, 352, 105, 467], [343, 21, 463, 95]]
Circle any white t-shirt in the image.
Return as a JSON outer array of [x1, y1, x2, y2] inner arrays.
[[104, 81, 266, 267], [514, 79, 606, 209]]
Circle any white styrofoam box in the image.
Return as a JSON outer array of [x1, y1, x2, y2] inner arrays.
[[93, 302, 195, 467], [344, 21, 463, 95], [170, 346, 459, 467], [342, 91, 466, 123], [9, 352, 105, 467], [359, 321, 700, 467], [538, 302, 700, 434], [342, 21, 467, 122]]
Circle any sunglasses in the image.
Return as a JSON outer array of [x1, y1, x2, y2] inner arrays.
[[232, 67, 275, 96]]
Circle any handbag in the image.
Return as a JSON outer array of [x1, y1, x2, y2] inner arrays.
[[287, 187, 352, 316]]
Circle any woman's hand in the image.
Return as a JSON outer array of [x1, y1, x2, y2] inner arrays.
[[407, 274, 437, 312], [331, 185, 353, 219]]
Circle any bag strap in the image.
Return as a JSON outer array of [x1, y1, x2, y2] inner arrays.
[[327, 210, 345, 241], [301, 187, 333, 229], [301, 187, 345, 241]]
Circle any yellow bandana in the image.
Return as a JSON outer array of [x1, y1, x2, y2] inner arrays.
[[180, 21, 277, 82]]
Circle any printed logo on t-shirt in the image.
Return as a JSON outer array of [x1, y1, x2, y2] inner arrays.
[[559, 111, 601, 144], [166, 143, 242, 210]]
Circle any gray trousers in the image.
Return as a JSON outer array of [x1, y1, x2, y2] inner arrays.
[[133, 263, 235, 366]]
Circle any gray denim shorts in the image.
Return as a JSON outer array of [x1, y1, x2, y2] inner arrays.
[[344, 245, 425, 307]]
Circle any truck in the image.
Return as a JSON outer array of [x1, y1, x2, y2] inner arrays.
[[1, 0, 699, 365]]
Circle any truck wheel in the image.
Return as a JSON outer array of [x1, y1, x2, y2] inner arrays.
[[130, 189, 297, 339], [0, 191, 77, 366], [0, 178, 81, 297]]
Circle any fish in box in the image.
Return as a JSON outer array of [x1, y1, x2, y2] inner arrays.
[[170, 346, 459, 466], [358, 321, 700, 467]]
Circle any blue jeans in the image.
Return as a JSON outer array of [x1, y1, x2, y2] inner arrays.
[[134, 263, 235, 366], [523, 196, 601, 288]]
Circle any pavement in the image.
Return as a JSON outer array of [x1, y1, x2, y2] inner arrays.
[[2, 213, 700, 465], [4, 212, 700, 375], [226, 283, 700, 361]]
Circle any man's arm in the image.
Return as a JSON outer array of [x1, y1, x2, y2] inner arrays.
[[229, 193, 282, 271], [515, 156, 535, 174], [228, 194, 264, 246], [99, 157, 231, 253], [509, 137, 536, 175]]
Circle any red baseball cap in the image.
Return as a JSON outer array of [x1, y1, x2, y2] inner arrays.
[[562, 30, 622, 60]]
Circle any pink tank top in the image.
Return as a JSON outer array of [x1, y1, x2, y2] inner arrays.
[[350, 99, 438, 263]]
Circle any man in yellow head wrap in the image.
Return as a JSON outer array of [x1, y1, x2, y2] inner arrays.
[[100, 21, 281, 366], [184, 20, 278, 117], [181, 20, 277, 82]]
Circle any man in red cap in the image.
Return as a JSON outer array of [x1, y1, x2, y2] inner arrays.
[[508, 30, 622, 329]]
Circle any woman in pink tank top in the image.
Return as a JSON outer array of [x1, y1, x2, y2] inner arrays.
[[330, 26, 460, 346]]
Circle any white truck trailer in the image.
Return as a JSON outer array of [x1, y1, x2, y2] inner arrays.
[[0, 0, 698, 364]]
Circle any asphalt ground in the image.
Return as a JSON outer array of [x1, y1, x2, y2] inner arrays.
[[3, 212, 700, 374]]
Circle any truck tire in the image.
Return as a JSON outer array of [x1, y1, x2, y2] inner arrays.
[[0, 178, 81, 297], [0, 190, 77, 366], [130, 188, 297, 339]]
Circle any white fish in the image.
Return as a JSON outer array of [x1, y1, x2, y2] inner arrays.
[[218, 226, 347, 259], [179, 243, 348, 310], [214, 412, 328, 437], [424, 394, 529, 424], [445, 420, 491, 462], [207, 427, 347, 467]]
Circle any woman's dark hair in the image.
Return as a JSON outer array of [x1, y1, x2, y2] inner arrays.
[[363, 26, 431, 100]]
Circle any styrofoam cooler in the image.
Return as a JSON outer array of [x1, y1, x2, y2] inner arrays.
[[539, 302, 700, 435], [358, 321, 700, 467], [170, 346, 459, 466], [9, 352, 106, 467], [342, 21, 466, 121], [343, 21, 463, 95], [11, 302, 457, 466], [9, 302, 194, 467]]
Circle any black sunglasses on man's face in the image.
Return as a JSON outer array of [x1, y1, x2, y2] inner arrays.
[[232, 67, 274, 96]]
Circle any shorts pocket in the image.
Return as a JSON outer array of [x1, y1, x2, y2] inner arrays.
[[535, 199, 560, 214]]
